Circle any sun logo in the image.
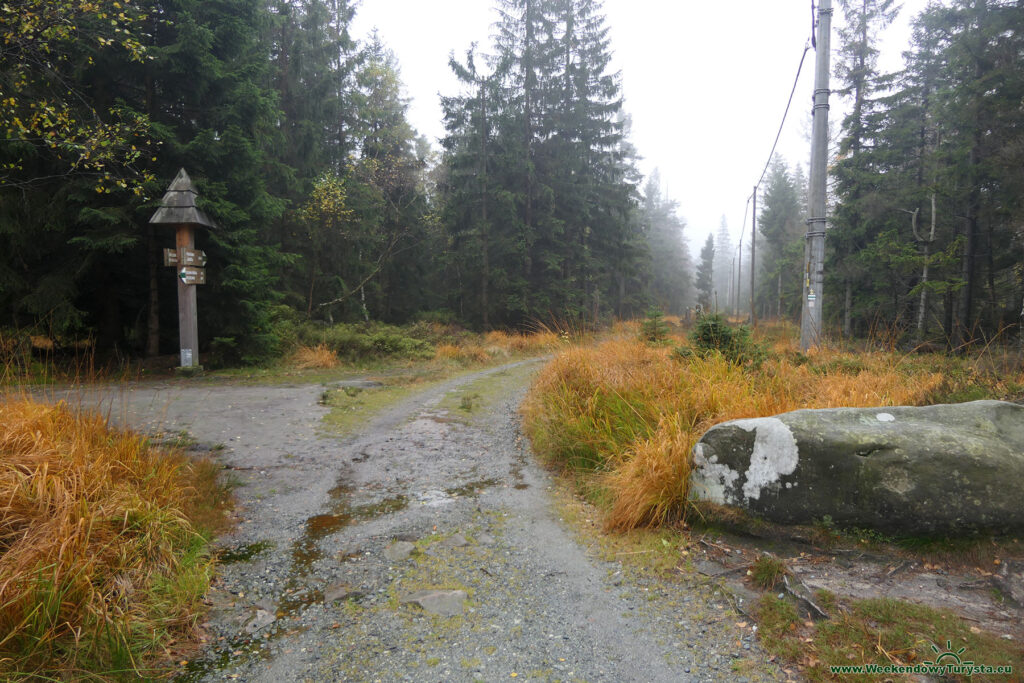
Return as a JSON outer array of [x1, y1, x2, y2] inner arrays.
[[923, 640, 973, 667]]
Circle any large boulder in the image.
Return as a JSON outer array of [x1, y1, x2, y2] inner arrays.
[[690, 400, 1024, 535]]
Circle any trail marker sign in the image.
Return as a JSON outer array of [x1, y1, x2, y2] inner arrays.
[[178, 266, 207, 285], [163, 247, 208, 267], [149, 168, 217, 369]]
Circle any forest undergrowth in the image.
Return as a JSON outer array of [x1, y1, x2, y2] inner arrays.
[[0, 321, 570, 386]]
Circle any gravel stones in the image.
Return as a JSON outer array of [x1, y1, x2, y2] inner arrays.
[[72, 360, 784, 682]]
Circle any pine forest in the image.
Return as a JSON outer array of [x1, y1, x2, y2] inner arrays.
[[2, 0, 1022, 363]]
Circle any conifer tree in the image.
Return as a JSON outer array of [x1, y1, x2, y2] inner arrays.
[[758, 157, 804, 319], [695, 234, 715, 311], [639, 170, 691, 315]]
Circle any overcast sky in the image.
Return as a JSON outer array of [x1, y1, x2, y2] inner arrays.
[[351, 0, 929, 255]]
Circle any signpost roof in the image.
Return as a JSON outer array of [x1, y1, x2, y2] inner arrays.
[[149, 168, 218, 228]]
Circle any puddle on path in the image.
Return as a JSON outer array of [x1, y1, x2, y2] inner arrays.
[[177, 481, 407, 681], [175, 635, 269, 683], [280, 481, 408, 613], [289, 492, 408, 577], [446, 478, 500, 497]]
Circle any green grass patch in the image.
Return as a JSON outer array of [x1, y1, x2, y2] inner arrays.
[[321, 380, 434, 435], [435, 363, 541, 425], [750, 554, 788, 590], [756, 593, 1023, 681]]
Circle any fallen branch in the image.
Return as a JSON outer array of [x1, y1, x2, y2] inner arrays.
[[783, 575, 829, 620]]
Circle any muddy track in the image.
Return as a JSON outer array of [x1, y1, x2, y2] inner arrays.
[[61, 361, 782, 682]]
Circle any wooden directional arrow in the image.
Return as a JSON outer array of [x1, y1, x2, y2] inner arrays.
[[180, 248, 208, 266], [177, 266, 207, 285], [164, 248, 207, 267]]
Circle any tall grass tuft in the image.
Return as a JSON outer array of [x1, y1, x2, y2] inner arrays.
[[0, 397, 218, 679], [291, 343, 340, 369], [520, 335, 1013, 532]]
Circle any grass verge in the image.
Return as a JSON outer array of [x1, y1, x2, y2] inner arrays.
[[0, 397, 228, 681], [757, 592, 1022, 681], [521, 323, 1023, 531]]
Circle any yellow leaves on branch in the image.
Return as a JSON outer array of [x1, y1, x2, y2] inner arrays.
[[3, 0, 150, 62], [1, 0, 155, 190], [300, 173, 355, 238]]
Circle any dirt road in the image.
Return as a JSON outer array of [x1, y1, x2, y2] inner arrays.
[[66, 360, 781, 682]]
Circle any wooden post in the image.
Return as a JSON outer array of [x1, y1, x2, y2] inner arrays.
[[176, 224, 199, 367], [149, 169, 215, 370]]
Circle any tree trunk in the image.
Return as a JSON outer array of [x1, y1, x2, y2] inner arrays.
[[522, 0, 535, 296], [616, 269, 625, 318], [954, 25, 985, 351], [843, 280, 852, 338], [986, 217, 998, 330], [955, 144, 979, 350], [777, 271, 782, 319], [480, 82, 490, 330], [146, 225, 160, 357], [914, 193, 936, 345]]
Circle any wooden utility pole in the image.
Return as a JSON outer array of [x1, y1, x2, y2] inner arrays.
[[750, 186, 757, 326], [801, 0, 832, 351], [149, 169, 215, 369], [736, 231, 743, 317]]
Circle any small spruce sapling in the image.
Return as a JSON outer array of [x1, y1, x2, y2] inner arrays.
[[640, 309, 671, 344]]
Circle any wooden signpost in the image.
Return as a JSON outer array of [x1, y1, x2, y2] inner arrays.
[[148, 168, 216, 369], [163, 247, 208, 267]]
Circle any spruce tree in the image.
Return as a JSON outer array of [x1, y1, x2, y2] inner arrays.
[[695, 234, 715, 311], [757, 157, 804, 319]]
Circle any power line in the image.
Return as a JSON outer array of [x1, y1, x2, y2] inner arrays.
[[739, 37, 812, 325], [750, 40, 812, 196]]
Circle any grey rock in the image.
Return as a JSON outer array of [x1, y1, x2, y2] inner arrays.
[[383, 540, 416, 562], [438, 533, 469, 549], [242, 607, 276, 634], [324, 582, 364, 604], [399, 589, 468, 616], [995, 560, 1024, 607], [476, 532, 496, 546], [691, 400, 1024, 534]]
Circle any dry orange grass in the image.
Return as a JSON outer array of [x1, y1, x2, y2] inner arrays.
[[0, 397, 215, 678], [291, 343, 340, 369], [435, 343, 489, 363], [522, 339, 947, 531], [436, 330, 561, 364]]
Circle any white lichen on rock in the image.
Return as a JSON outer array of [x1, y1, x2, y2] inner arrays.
[[729, 418, 800, 501], [875, 412, 896, 422], [690, 442, 739, 503], [691, 418, 800, 503]]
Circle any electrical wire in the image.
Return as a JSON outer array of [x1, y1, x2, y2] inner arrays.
[[811, 0, 818, 49], [739, 195, 750, 244], [750, 39, 812, 196]]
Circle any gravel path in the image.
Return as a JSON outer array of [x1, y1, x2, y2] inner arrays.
[[61, 360, 785, 682]]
